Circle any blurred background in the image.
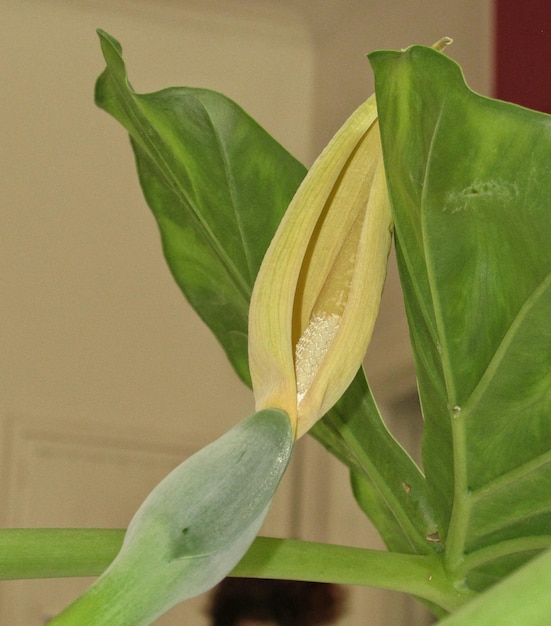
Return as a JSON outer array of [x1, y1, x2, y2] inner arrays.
[[1, 1, 547, 624]]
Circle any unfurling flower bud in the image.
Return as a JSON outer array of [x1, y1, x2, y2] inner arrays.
[[248, 94, 393, 439]]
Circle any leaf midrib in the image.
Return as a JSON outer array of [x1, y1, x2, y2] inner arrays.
[[197, 94, 255, 286], [102, 38, 252, 305]]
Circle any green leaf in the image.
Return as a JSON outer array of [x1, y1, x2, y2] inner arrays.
[[49, 409, 293, 625], [436, 549, 551, 626], [95, 30, 306, 384], [370, 45, 551, 581], [312, 370, 437, 555]]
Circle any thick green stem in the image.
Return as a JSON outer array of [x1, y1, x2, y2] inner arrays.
[[0, 529, 124, 580], [0, 529, 473, 614], [49, 558, 157, 626], [234, 537, 472, 612]]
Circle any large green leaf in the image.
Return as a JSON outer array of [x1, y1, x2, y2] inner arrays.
[[370, 45, 551, 583], [95, 30, 306, 384], [50, 409, 293, 625]]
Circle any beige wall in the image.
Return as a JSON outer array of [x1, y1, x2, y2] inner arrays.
[[1, 1, 492, 624], [1, 0, 315, 442], [298, 0, 493, 151]]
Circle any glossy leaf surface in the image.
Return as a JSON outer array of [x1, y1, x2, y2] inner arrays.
[[370, 45, 551, 584]]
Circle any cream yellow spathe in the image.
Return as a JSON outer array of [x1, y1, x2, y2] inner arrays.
[[248, 94, 393, 439]]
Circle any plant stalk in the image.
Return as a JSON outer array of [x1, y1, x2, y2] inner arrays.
[[0, 529, 474, 614]]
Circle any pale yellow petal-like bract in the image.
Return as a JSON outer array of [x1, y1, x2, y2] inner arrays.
[[248, 94, 392, 439]]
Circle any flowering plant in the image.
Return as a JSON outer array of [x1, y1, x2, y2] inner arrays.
[[2, 31, 551, 625]]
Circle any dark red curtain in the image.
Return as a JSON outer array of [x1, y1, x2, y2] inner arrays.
[[495, 0, 551, 113]]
